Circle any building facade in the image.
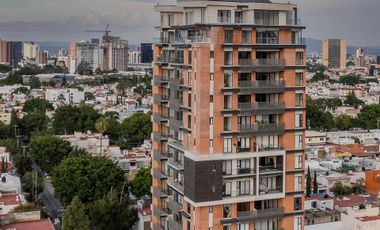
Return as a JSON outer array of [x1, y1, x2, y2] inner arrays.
[[152, 0, 306, 230], [322, 39, 347, 69], [102, 35, 128, 71], [23, 42, 40, 61], [141, 43, 153, 64], [76, 40, 103, 73]]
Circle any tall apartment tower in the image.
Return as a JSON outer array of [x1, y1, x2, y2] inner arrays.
[[102, 35, 128, 71], [152, 1, 306, 230], [322, 39, 347, 69]]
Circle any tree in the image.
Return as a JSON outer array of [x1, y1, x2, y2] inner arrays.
[[21, 171, 44, 201], [130, 167, 151, 197], [22, 98, 53, 113], [52, 155, 125, 204], [9, 110, 19, 138], [19, 112, 49, 136], [335, 115, 352, 131], [85, 92, 95, 101], [344, 92, 364, 108], [0, 74, 23, 85], [63, 196, 90, 230], [1, 157, 6, 173], [52, 104, 100, 134], [307, 97, 335, 131], [95, 68, 102, 75], [357, 104, 380, 129], [0, 121, 9, 139], [29, 135, 73, 173], [313, 170, 318, 194], [353, 179, 364, 194], [119, 113, 152, 149], [95, 117, 109, 155], [339, 74, 361, 86], [14, 86, 30, 95], [331, 181, 353, 198], [306, 167, 311, 197], [29, 76, 41, 89], [116, 80, 128, 104], [0, 64, 11, 73], [88, 190, 138, 230], [77, 62, 93, 75], [13, 154, 32, 176]]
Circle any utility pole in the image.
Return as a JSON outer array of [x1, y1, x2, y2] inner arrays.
[[21, 146, 27, 156]]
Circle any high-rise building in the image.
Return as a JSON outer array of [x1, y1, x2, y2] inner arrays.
[[8, 41, 23, 67], [152, 1, 306, 230], [76, 40, 103, 73], [129, 51, 141, 64], [38, 50, 48, 65], [322, 39, 347, 69], [102, 35, 128, 71], [0, 39, 9, 64], [68, 42, 77, 74], [141, 43, 153, 64], [23, 42, 40, 61]]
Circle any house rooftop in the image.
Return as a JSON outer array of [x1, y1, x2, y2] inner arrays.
[[1, 219, 55, 230]]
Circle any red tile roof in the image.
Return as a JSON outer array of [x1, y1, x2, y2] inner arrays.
[[1, 219, 54, 230], [357, 216, 380, 222], [0, 193, 21, 206]]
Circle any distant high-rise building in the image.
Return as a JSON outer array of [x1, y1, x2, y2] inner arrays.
[[102, 35, 128, 71], [322, 39, 347, 69], [376, 55, 380, 65], [0, 40, 9, 64], [38, 51, 48, 65], [8, 41, 23, 67], [140, 43, 153, 64], [152, 0, 306, 230], [23, 42, 40, 61], [76, 40, 103, 73], [68, 42, 77, 74], [128, 51, 141, 64], [355, 48, 365, 67]]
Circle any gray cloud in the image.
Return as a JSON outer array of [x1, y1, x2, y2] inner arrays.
[[0, 0, 379, 46]]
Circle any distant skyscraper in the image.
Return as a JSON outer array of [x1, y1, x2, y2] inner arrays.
[[102, 35, 128, 71], [8, 41, 23, 67], [76, 40, 103, 73], [68, 42, 77, 74], [322, 39, 347, 69], [355, 48, 365, 67], [23, 42, 40, 61], [140, 43, 153, 64], [128, 51, 141, 64], [0, 40, 9, 64], [38, 51, 48, 65]]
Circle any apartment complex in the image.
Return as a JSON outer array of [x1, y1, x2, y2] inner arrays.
[[152, 0, 306, 230], [322, 39, 347, 69]]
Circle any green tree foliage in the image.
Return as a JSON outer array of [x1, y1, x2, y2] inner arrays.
[[13, 154, 33, 176], [52, 155, 125, 204], [357, 104, 380, 129], [313, 170, 318, 194], [20, 112, 49, 136], [9, 110, 19, 137], [77, 62, 93, 75], [335, 115, 353, 131], [0, 121, 10, 139], [21, 171, 44, 201], [29, 135, 73, 173], [352, 179, 364, 194], [344, 92, 364, 108], [307, 98, 335, 131], [11, 203, 44, 213], [22, 98, 54, 113], [88, 190, 138, 230], [1, 157, 6, 173], [309, 71, 325, 82], [339, 74, 361, 86], [0, 74, 23, 85], [13, 86, 30, 95], [306, 167, 311, 197], [29, 76, 41, 89], [119, 113, 152, 149], [0, 64, 12, 73], [130, 167, 152, 197], [52, 104, 100, 134], [63, 196, 90, 230], [330, 181, 353, 198], [84, 92, 95, 101]]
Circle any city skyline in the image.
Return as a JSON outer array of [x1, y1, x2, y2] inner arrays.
[[0, 0, 379, 46]]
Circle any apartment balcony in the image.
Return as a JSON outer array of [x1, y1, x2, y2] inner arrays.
[[239, 59, 286, 72], [153, 168, 168, 179], [169, 117, 183, 131], [153, 112, 169, 123], [256, 37, 279, 45], [259, 185, 283, 195], [237, 207, 284, 222], [153, 94, 169, 104], [167, 177, 184, 194], [171, 36, 211, 45], [167, 216, 182, 230], [153, 37, 170, 45], [152, 131, 171, 142], [168, 197, 182, 213], [153, 187, 171, 198], [153, 151, 172, 161], [153, 207, 172, 217], [223, 168, 256, 179], [238, 102, 285, 115], [259, 164, 283, 175], [254, 19, 302, 26], [156, 54, 169, 65], [237, 122, 285, 136], [238, 80, 285, 94], [168, 158, 184, 171], [153, 75, 169, 86], [169, 56, 184, 65]]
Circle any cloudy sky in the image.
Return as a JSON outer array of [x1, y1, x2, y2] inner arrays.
[[0, 0, 379, 46]]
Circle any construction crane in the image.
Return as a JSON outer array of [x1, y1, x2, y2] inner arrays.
[[85, 23, 111, 37]]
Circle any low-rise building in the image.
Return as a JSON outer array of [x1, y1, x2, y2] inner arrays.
[[45, 88, 84, 104]]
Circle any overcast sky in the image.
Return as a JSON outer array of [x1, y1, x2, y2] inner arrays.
[[0, 0, 379, 46]]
